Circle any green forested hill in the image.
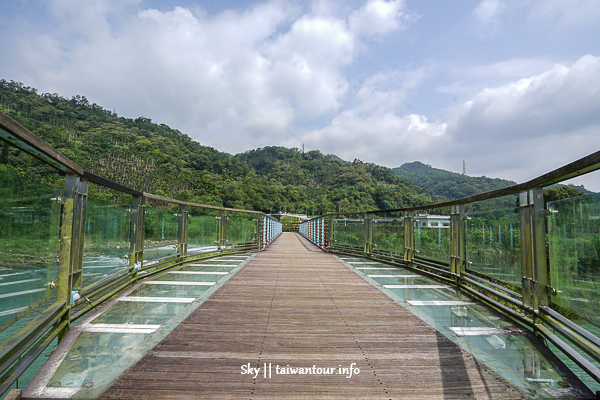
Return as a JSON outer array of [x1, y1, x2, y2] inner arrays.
[[0, 79, 437, 214], [236, 147, 435, 213], [393, 161, 516, 201]]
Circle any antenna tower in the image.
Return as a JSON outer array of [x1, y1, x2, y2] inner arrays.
[[462, 160, 466, 175]]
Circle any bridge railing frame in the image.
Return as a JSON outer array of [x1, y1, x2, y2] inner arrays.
[[299, 149, 600, 388], [0, 111, 281, 396]]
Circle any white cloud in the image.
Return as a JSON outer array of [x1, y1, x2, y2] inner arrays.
[[265, 15, 354, 116], [300, 72, 447, 166], [0, 0, 412, 154], [300, 53, 600, 190], [302, 110, 447, 165], [472, 0, 504, 29], [442, 54, 600, 184], [2, 0, 599, 190], [450, 54, 600, 142], [349, 0, 410, 37]]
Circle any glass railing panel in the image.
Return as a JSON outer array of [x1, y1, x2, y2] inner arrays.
[[332, 218, 364, 248], [372, 212, 404, 255], [414, 207, 451, 265], [82, 188, 131, 285], [547, 193, 600, 329], [227, 212, 256, 247], [187, 207, 218, 255], [0, 169, 61, 334], [144, 201, 179, 261], [465, 198, 521, 288]]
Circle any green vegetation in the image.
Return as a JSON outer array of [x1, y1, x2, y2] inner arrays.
[[547, 193, 600, 326], [393, 161, 516, 199], [0, 79, 437, 214], [393, 161, 516, 209]]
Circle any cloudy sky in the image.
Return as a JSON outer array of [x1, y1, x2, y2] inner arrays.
[[2, 0, 600, 190]]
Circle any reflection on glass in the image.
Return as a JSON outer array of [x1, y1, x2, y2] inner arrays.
[[0, 170, 60, 333], [179, 264, 236, 273], [333, 219, 364, 248], [414, 209, 451, 265], [462, 334, 571, 398], [127, 283, 210, 298], [154, 272, 226, 282], [372, 216, 404, 254], [144, 204, 179, 260], [187, 207, 218, 254], [91, 301, 188, 325], [466, 207, 521, 287], [351, 261, 580, 398], [82, 194, 130, 285], [227, 212, 256, 247], [548, 193, 600, 328], [48, 332, 148, 388]]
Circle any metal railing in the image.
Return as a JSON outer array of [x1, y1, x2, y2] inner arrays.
[[0, 111, 281, 396], [299, 149, 600, 389]]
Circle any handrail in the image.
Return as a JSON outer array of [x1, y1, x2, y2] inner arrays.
[[0, 109, 282, 397], [143, 192, 263, 214], [0, 111, 84, 175], [83, 170, 143, 196], [299, 147, 600, 389], [326, 149, 600, 216]]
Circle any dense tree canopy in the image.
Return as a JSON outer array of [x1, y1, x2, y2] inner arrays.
[[0, 80, 439, 215]]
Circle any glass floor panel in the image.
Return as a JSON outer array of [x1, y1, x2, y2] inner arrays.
[[364, 269, 419, 276], [127, 283, 212, 298], [353, 266, 399, 272], [179, 264, 236, 273], [339, 256, 593, 399], [384, 286, 463, 302], [154, 273, 227, 282], [189, 259, 240, 264], [369, 276, 436, 285], [461, 334, 573, 394], [24, 252, 254, 399], [47, 332, 148, 388], [414, 304, 513, 331], [90, 301, 189, 325]]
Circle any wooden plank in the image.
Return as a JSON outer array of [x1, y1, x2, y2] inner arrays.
[[94, 233, 530, 400]]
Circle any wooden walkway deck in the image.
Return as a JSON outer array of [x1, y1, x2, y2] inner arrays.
[[97, 233, 528, 400]]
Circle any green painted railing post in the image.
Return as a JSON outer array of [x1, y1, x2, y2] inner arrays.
[[218, 210, 227, 250], [519, 190, 534, 311], [520, 187, 548, 320], [450, 205, 465, 279], [404, 212, 414, 262], [364, 214, 373, 255], [525, 188, 549, 320], [129, 195, 145, 279], [57, 173, 88, 341], [177, 205, 189, 256]]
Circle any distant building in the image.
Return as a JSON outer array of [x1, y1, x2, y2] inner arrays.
[[414, 214, 450, 229]]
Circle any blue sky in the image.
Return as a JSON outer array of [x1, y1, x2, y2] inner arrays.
[[2, 0, 600, 190]]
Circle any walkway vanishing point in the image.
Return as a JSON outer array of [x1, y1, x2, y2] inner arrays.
[[28, 233, 535, 400]]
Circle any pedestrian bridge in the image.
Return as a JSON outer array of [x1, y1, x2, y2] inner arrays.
[[2, 110, 600, 399]]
